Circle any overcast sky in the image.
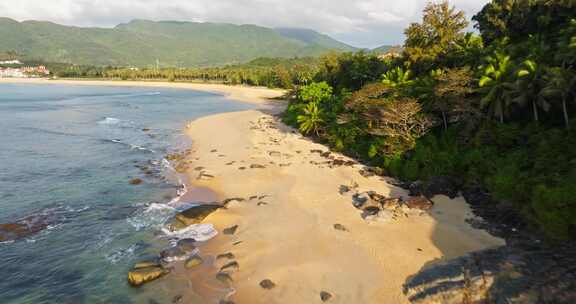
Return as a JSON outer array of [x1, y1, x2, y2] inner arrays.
[[0, 0, 490, 48]]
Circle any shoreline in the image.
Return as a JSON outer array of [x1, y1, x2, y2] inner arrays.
[[181, 104, 505, 302], [0, 78, 286, 105], [1, 78, 504, 302]]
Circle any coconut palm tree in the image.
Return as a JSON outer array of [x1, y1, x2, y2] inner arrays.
[[297, 102, 324, 135], [382, 66, 414, 88], [478, 50, 516, 123], [514, 59, 549, 122], [542, 67, 576, 129]]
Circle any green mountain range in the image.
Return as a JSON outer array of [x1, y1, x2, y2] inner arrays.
[[0, 18, 357, 67]]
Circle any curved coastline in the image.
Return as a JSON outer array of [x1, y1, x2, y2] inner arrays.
[[1, 78, 503, 302], [181, 102, 504, 302], [0, 78, 286, 105]]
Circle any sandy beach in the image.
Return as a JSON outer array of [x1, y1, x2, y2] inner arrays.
[[0, 78, 284, 105], [1, 78, 504, 302], [181, 90, 504, 303]]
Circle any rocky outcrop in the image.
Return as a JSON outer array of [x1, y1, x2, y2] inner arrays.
[[128, 262, 170, 287], [350, 191, 433, 222], [169, 204, 223, 230], [404, 242, 576, 303], [0, 212, 57, 242]]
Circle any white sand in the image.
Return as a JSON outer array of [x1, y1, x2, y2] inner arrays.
[[3, 78, 503, 302], [184, 102, 504, 303]]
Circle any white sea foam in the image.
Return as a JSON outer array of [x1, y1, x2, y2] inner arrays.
[[129, 143, 155, 153], [98, 117, 121, 125], [161, 223, 218, 242], [97, 117, 135, 128], [127, 203, 176, 231], [105, 244, 139, 264]]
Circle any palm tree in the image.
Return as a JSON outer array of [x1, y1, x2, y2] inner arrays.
[[478, 50, 516, 123], [542, 67, 576, 129], [382, 67, 414, 88], [297, 102, 324, 135], [514, 59, 549, 122]]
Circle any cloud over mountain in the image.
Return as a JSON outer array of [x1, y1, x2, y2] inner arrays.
[[0, 0, 489, 47]]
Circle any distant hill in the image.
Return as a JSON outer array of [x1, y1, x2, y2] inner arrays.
[[0, 18, 357, 67], [274, 28, 357, 52], [371, 45, 401, 55]]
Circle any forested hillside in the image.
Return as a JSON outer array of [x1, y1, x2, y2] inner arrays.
[[0, 18, 355, 67]]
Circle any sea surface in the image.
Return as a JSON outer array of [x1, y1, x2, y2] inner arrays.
[[0, 83, 254, 304]]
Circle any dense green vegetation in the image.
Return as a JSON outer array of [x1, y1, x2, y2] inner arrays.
[[51, 57, 321, 89], [284, 0, 576, 240], [0, 18, 355, 67]]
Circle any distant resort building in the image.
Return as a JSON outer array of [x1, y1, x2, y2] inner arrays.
[[0, 59, 22, 65], [0, 65, 50, 78]]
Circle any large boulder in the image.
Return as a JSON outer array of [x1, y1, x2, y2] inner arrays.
[[170, 204, 222, 230], [128, 266, 170, 287]]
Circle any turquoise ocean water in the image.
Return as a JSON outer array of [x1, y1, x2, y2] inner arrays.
[[0, 83, 254, 303]]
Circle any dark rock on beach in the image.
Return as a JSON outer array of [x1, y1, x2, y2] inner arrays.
[[250, 164, 266, 169], [128, 266, 170, 287], [320, 291, 333, 302], [172, 295, 183, 303], [223, 225, 239, 235], [217, 252, 235, 260], [333, 223, 348, 232], [259, 279, 276, 289], [184, 255, 203, 268], [170, 204, 222, 230], [220, 261, 239, 272], [216, 272, 233, 285]]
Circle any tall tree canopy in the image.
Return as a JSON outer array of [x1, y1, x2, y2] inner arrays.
[[403, 1, 469, 69]]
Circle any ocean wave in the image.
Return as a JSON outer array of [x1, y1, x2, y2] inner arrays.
[[97, 117, 135, 128], [105, 242, 148, 264], [127, 203, 176, 231], [103, 138, 156, 153], [161, 223, 218, 242]]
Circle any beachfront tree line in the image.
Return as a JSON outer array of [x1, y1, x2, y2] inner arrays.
[[283, 0, 576, 240], [52, 57, 319, 89]]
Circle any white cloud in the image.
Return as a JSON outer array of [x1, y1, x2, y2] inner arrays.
[[0, 0, 490, 47]]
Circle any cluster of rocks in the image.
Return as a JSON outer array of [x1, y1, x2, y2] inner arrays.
[[128, 195, 267, 289], [0, 211, 58, 242], [397, 178, 576, 303], [0, 207, 67, 242], [165, 148, 195, 173], [404, 241, 576, 303], [128, 203, 223, 287], [127, 238, 203, 287], [348, 190, 433, 222], [310, 149, 357, 168]]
